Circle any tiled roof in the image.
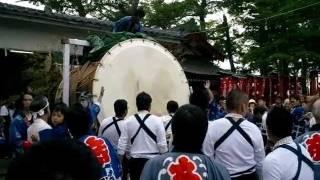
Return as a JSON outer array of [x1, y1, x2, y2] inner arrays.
[[181, 57, 220, 76], [0, 2, 182, 39]]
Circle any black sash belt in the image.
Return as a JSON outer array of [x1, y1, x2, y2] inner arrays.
[[101, 117, 122, 136], [131, 114, 157, 144], [278, 142, 314, 180], [214, 117, 254, 150]]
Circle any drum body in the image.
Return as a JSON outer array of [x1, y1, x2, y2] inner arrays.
[[57, 39, 190, 121]]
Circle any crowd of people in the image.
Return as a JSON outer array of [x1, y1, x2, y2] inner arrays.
[[207, 84, 319, 140], [0, 84, 319, 180]]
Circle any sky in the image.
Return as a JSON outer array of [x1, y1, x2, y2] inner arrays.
[[0, 0, 231, 69]]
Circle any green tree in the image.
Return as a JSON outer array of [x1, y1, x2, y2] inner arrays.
[[144, 0, 240, 69], [143, 0, 189, 29], [221, 0, 320, 76], [23, 0, 142, 19], [145, 0, 218, 31], [221, 0, 320, 94]]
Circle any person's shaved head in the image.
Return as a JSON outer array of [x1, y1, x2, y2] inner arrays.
[[226, 90, 249, 113], [312, 98, 320, 123]]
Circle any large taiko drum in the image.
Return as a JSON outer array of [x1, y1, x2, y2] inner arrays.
[[57, 38, 190, 122]]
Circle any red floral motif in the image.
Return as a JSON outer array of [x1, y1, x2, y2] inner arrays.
[[167, 155, 202, 180], [305, 133, 320, 162], [84, 136, 110, 166]]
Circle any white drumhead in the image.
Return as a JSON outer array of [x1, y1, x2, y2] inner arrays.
[[92, 39, 190, 121]]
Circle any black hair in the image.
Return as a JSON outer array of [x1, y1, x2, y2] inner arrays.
[[136, 92, 152, 111], [52, 102, 68, 115], [253, 105, 267, 116], [23, 86, 33, 94], [29, 96, 49, 116], [134, 8, 145, 18], [7, 139, 101, 180], [171, 104, 208, 153], [189, 89, 210, 113], [226, 90, 248, 112], [114, 99, 127, 117], [65, 103, 90, 139], [266, 107, 293, 138], [167, 101, 179, 114], [219, 96, 226, 101], [15, 91, 34, 112]]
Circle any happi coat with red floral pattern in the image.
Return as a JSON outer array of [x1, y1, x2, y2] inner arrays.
[[295, 130, 320, 179], [140, 152, 230, 180]]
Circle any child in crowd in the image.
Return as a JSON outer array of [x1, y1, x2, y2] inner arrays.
[[39, 103, 69, 141]]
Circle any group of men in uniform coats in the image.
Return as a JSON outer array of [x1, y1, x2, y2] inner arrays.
[[7, 88, 318, 180], [97, 90, 316, 180], [99, 92, 230, 180]]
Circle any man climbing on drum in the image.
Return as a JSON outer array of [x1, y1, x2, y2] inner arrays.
[[113, 8, 145, 33]]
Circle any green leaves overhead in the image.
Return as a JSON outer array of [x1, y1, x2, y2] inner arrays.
[[144, 0, 190, 29], [222, 0, 320, 76], [23, 0, 141, 19], [20, 0, 320, 77]]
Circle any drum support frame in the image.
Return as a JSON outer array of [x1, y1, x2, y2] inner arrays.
[[62, 38, 90, 106]]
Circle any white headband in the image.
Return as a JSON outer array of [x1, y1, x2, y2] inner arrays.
[[32, 101, 49, 119]]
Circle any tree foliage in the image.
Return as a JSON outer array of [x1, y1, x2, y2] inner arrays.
[[21, 0, 320, 79], [221, 0, 320, 77], [143, 0, 190, 29], [23, 0, 141, 19], [144, 0, 218, 31]]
